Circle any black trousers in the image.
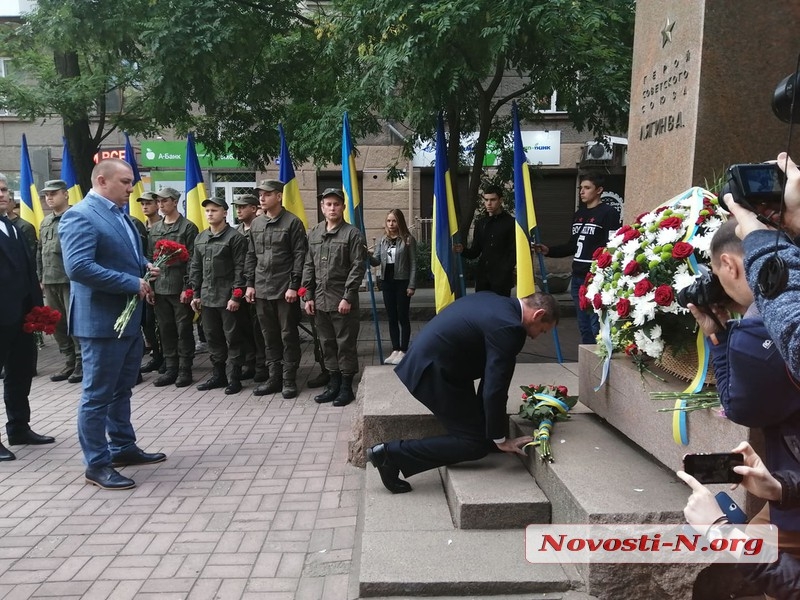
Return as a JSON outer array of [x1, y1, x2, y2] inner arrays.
[[381, 276, 411, 351], [0, 322, 35, 436]]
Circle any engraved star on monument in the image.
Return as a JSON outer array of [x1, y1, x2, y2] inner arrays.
[[661, 18, 675, 48]]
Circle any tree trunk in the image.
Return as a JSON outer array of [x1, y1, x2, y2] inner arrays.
[[53, 51, 98, 193]]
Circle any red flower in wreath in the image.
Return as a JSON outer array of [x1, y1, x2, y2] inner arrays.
[[654, 284, 674, 307], [622, 228, 640, 243], [595, 252, 612, 269], [633, 279, 653, 297], [658, 216, 682, 230], [592, 247, 606, 260], [671, 241, 694, 259], [623, 260, 640, 276], [592, 293, 603, 310], [616, 297, 631, 318]]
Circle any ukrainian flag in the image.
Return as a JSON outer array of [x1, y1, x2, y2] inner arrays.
[[341, 112, 364, 233], [278, 124, 307, 230], [60, 137, 83, 206], [185, 133, 209, 230], [512, 102, 537, 297], [123, 133, 146, 223], [19, 134, 44, 236], [432, 113, 458, 313]]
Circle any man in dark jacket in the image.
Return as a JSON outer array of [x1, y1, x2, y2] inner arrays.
[[456, 185, 516, 296], [366, 291, 558, 493]]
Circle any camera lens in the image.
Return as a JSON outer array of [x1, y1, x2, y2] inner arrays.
[[773, 72, 800, 123]]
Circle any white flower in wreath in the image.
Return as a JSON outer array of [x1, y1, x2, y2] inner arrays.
[[631, 297, 657, 326], [634, 325, 665, 358], [656, 228, 682, 246]]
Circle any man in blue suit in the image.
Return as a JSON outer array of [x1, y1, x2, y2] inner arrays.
[[367, 291, 559, 493], [0, 173, 55, 460], [60, 158, 166, 490]]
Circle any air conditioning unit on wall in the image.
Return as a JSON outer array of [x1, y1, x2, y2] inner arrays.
[[584, 140, 614, 161]]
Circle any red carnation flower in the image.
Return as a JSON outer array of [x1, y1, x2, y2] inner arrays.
[[633, 279, 653, 297], [592, 293, 602, 310], [658, 216, 682, 230], [616, 297, 631, 318], [623, 260, 639, 276], [184, 289, 194, 299], [44, 325, 56, 335], [595, 252, 612, 269], [578, 284, 588, 301], [298, 286, 308, 299], [22, 322, 35, 334], [153, 240, 190, 264], [624, 343, 639, 356], [671, 241, 694, 259], [232, 288, 244, 299], [557, 385, 569, 396], [654, 284, 674, 307]]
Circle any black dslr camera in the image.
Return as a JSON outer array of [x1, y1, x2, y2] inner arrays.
[[677, 271, 731, 309], [718, 163, 785, 213]]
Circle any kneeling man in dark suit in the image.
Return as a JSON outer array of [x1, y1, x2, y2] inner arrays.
[[367, 291, 559, 493]]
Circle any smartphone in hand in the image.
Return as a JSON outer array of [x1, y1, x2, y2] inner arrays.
[[683, 452, 744, 484]]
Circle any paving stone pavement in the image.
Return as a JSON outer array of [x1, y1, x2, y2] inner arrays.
[[0, 307, 578, 600]]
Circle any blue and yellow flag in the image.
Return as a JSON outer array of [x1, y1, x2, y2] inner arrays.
[[432, 113, 458, 313], [278, 124, 308, 230], [123, 133, 146, 224], [512, 102, 537, 297], [185, 133, 209, 230], [341, 112, 364, 233], [60, 137, 83, 206], [19, 134, 44, 235]]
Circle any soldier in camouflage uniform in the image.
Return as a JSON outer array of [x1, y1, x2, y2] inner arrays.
[[189, 198, 248, 394], [244, 180, 307, 399], [149, 187, 198, 387], [302, 188, 366, 407], [232, 193, 267, 382], [37, 180, 82, 383]]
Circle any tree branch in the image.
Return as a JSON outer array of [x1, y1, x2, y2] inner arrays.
[[226, 0, 315, 27]]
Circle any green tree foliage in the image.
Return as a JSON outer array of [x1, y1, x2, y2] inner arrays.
[[0, 0, 633, 234], [326, 0, 635, 232]]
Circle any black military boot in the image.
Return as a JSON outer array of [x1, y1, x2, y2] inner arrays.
[[153, 368, 178, 387], [225, 365, 243, 395], [240, 362, 256, 380], [253, 362, 282, 396], [281, 363, 299, 399], [314, 371, 341, 404], [175, 368, 193, 388], [332, 373, 355, 407], [197, 363, 227, 391], [307, 367, 330, 389]]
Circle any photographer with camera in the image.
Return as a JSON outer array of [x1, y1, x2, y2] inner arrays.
[[676, 217, 800, 597], [723, 153, 800, 383]]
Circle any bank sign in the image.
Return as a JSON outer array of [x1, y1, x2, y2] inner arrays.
[[138, 140, 246, 169], [411, 130, 561, 167]]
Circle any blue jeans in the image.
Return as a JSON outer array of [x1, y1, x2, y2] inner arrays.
[[571, 274, 599, 345], [76, 335, 141, 467]]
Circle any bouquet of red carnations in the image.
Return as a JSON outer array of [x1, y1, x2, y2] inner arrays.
[[113, 240, 190, 337], [518, 384, 578, 463], [23, 306, 61, 335]]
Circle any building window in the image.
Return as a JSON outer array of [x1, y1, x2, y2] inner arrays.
[[535, 91, 567, 114], [0, 58, 14, 116]]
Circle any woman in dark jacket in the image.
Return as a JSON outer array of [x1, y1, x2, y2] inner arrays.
[[369, 209, 417, 365]]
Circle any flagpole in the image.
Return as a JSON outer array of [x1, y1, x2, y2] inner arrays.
[[342, 112, 384, 365], [531, 227, 564, 363]]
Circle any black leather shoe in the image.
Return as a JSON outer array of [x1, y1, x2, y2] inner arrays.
[[85, 466, 136, 490], [140, 356, 163, 373], [224, 380, 242, 394], [175, 370, 193, 388], [253, 369, 269, 383], [240, 365, 256, 380], [366, 443, 412, 494], [0, 442, 16, 461], [7, 430, 56, 445], [153, 369, 178, 387], [111, 448, 167, 467]]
